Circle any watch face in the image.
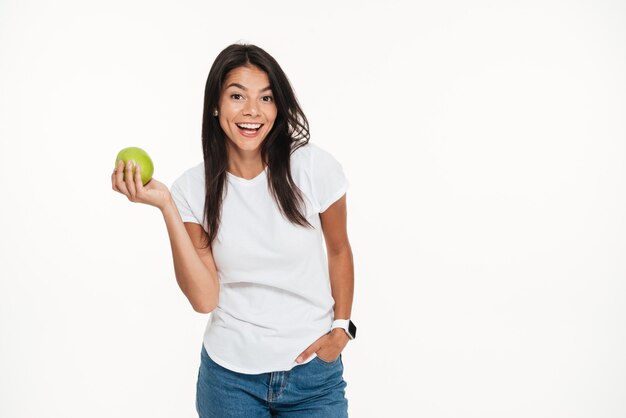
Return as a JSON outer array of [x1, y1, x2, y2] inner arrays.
[[348, 320, 357, 339]]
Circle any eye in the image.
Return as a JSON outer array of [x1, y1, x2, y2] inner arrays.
[[230, 93, 244, 100], [261, 95, 273, 103]]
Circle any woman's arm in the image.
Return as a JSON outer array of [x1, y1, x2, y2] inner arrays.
[[161, 199, 220, 313], [295, 194, 354, 363], [320, 194, 354, 323], [111, 160, 219, 313]]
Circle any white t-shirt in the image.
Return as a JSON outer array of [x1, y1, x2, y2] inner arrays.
[[170, 143, 349, 374]]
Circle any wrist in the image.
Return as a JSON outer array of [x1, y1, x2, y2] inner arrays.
[[160, 196, 177, 215], [331, 319, 357, 340]]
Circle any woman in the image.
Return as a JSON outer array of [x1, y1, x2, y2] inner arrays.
[[111, 43, 356, 417]]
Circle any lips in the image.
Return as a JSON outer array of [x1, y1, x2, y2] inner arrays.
[[236, 123, 263, 138]]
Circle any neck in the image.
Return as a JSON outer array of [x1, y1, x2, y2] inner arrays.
[[226, 146, 265, 180]]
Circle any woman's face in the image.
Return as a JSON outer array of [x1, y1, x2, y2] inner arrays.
[[217, 65, 277, 155]]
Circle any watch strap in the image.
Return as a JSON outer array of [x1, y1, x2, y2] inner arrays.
[[331, 319, 355, 340]]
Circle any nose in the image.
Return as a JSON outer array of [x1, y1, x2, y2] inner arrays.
[[242, 101, 259, 117]]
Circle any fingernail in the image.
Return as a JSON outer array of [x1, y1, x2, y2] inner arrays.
[[296, 356, 303, 363]]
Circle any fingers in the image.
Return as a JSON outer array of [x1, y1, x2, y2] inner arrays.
[[112, 160, 152, 205], [296, 339, 323, 364], [125, 160, 137, 199], [112, 160, 139, 201], [134, 161, 143, 190], [111, 167, 118, 192], [295, 332, 346, 364], [113, 160, 129, 196], [296, 349, 314, 364]]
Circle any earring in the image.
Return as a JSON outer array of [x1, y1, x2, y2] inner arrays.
[[213, 109, 219, 117]]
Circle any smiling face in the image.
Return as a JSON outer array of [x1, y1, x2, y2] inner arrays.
[[217, 65, 277, 156]]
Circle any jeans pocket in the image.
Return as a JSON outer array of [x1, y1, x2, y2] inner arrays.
[[314, 353, 341, 365]]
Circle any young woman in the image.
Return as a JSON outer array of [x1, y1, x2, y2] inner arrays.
[[111, 43, 356, 417]]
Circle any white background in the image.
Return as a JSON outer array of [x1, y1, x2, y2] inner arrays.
[[1, 0, 625, 417]]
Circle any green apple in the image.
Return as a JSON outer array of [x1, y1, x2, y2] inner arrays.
[[115, 147, 154, 185]]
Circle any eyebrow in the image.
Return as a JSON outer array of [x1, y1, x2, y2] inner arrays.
[[225, 82, 272, 93]]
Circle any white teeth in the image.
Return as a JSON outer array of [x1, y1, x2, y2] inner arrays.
[[237, 123, 261, 129]]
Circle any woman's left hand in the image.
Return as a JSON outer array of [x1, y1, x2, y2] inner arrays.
[[296, 329, 350, 364]]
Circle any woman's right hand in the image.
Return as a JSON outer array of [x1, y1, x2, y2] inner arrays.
[[111, 160, 172, 210]]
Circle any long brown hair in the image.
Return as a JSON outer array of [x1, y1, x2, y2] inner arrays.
[[199, 44, 313, 248]]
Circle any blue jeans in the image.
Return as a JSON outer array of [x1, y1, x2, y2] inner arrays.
[[196, 345, 349, 417]]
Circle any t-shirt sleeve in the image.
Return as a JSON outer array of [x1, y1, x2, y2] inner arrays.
[[170, 174, 201, 224], [310, 145, 350, 213]]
